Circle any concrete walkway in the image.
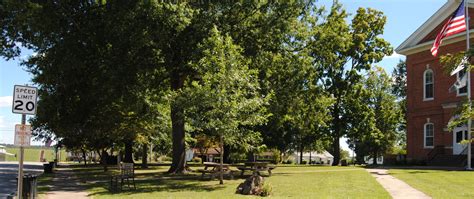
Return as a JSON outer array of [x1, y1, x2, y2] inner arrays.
[[43, 167, 89, 199], [366, 169, 431, 199]]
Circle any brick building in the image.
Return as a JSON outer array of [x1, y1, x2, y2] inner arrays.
[[396, 0, 474, 165]]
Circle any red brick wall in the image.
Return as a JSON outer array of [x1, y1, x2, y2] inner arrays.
[[406, 39, 473, 160]]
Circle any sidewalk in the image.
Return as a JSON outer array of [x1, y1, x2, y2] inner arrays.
[[366, 168, 431, 199], [43, 167, 89, 199]]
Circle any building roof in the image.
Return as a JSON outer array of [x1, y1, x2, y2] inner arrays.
[[396, 0, 474, 55], [293, 150, 334, 159]]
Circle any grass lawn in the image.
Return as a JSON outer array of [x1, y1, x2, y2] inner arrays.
[[5, 146, 67, 162], [389, 169, 474, 199], [57, 165, 390, 199]]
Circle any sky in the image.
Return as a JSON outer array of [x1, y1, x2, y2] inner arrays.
[[0, 0, 448, 150]]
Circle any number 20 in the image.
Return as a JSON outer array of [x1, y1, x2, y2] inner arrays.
[[14, 100, 35, 112]]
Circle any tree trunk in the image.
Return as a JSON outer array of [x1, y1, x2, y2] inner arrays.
[[309, 151, 312, 165], [219, 135, 224, 185], [331, 101, 342, 166], [168, 71, 187, 174], [142, 144, 148, 169], [101, 150, 108, 172], [223, 144, 231, 164], [332, 136, 340, 166], [299, 143, 304, 165], [81, 148, 87, 166], [124, 140, 134, 163], [246, 152, 255, 162]]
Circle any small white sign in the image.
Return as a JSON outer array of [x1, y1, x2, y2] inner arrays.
[[12, 85, 38, 115], [14, 124, 32, 146]]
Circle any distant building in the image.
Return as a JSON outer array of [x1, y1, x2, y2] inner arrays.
[[292, 151, 334, 165], [396, 0, 474, 165]]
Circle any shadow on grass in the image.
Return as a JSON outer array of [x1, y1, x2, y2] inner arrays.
[[87, 177, 228, 197]]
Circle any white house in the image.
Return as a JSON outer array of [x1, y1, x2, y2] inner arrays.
[[292, 151, 334, 165]]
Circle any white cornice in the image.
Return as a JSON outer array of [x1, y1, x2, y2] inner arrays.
[[397, 30, 474, 55]]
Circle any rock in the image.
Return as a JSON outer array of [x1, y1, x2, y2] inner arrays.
[[236, 174, 265, 195]]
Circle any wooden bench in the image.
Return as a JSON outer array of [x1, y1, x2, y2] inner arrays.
[[110, 163, 136, 192]]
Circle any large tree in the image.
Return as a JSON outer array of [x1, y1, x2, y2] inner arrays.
[[185, 27, 268, 184], [1, 1, 166, 165], [349, 67, 400, 165], [309, 2, 392, 165], [392, 60, 407, 150]]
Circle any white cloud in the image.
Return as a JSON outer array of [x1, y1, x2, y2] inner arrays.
[[0, 96, 12, 108], [384, 52, 404, 59]]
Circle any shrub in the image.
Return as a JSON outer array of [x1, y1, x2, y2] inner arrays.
[[160, 156, 172, 162], [301, 160, 307, 165], [282, 159, 293, 164], [271, 149, 281, 164], [260, 182, 273, 197], [192, 157, 202, 163]]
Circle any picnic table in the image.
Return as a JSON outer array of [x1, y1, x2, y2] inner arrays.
[[197, 162, 236, 180], [236, 162, 276, 177]]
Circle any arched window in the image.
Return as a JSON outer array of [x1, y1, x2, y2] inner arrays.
[[424, 123, 434, 148], [424, 69, 434, 100]]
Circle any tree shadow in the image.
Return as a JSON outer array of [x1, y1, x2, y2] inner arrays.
[[87, 177, 228, 197]]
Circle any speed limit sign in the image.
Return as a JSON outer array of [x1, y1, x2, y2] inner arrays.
[[12, 85, 38, 115]]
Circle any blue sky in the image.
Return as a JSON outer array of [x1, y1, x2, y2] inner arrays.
[[0, 0, 447, 149]]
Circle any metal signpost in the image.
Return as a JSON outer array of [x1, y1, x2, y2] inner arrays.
[[12, 85, 38, 199]]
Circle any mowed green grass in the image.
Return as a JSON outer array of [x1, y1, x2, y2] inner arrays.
[[5, 146, 67, 162], [68, 165, 389, 199], [389, 169, 474, 199]]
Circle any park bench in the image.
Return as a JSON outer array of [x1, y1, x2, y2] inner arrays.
[[110, 163, 136, 192], [197, 162, 237, 180], [237, 162, 277, 177]]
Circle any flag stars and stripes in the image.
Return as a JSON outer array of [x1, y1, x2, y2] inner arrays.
[[431, 0, 467, 57]]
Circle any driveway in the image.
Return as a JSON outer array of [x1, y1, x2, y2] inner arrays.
[[0, 162, 43, 199]]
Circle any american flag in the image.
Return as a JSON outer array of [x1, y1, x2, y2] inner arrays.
[[431, 0, 467, 57]]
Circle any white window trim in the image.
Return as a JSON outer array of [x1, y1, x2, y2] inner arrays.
[[456, 71, 467, 97], [423, 69, 434, 101], [424, 123, 434, 148]]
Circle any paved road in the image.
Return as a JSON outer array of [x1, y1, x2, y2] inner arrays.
[[0, 162, 43, 199]]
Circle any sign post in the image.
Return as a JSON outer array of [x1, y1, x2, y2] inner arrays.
[[12, 85, 37, 199]]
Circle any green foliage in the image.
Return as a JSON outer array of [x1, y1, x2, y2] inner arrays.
[[440, 51, 474, 147], [349, 67, 400, 163], [185, 27, 269, 150], [0, 0, 395, 170], [440, 51, 474, 138], [260, 182, 273, 197], [340, 149, 350, 161], [192, 157, 201, 163], [308, 1, 393, 164]]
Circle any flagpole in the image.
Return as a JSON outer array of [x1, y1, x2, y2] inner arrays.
[[465, 0, 472, 170]]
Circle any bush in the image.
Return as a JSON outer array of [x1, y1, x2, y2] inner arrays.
[[271, 149, 281, 164], [260, 182, 273, 197], [160, 156, 172, 162], [301, 160, 307, 165], [282, 159, 293, 164], [192, 157, 202, 163]]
